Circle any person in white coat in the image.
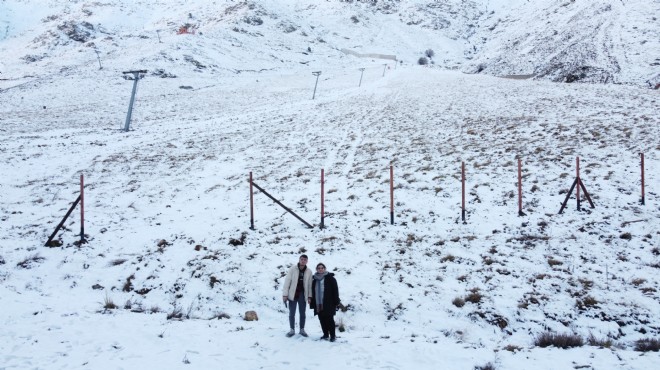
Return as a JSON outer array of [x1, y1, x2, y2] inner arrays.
[[282, 254, 312, 337]]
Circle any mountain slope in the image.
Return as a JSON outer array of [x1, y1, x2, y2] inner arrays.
[[1, 0, 657, 86], [1, 1, 659, 369], [472, 0, 660, 86]]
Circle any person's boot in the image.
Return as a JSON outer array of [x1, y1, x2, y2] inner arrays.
[[299, 329, 308, 337], [286, 329, 295, 337]]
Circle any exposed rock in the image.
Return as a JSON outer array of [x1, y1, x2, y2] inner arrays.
[[57, 21, 95, 43], [244, 311, 259, 321]]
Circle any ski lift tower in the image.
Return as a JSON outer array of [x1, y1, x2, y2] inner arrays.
[[312, 71, 322, 100], [122, 70, 147, 132]]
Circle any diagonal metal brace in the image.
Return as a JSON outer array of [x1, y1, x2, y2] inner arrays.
[[558, 178, 595, 214], [250, 181, 313, 229], [558, 178, 578, 214], [578, 178, 595, 208], [45, 195, 81, 246]]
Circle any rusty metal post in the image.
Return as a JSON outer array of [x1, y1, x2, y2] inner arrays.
[[249, 172, 255, 230], [321, 168, 325, 229], [390, 165, 394, 225], [80, 174, 85, 242], [462, 161, 466, 223], [641, 153, 645, 205], [518, 158, 525, 216], [576, 157, 581, 211]]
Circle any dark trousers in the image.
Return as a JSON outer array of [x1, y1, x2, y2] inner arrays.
[[318, 311, 336, 338], [288, 294, 306, 330]]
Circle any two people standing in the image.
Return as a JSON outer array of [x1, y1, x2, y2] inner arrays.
[[282, 255, 341, 341]]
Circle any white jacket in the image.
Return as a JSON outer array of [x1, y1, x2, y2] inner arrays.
[[282, 264, 312, 301]]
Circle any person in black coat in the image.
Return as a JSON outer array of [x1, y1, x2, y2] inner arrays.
[[308, 263, 341, 341]]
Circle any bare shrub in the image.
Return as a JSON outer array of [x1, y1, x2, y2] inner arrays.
[[452, 297, 465, 308], [440, 254, 456, 263], [404, 233, 420, 246], [123, 274, 135, 292], [210, 276, 221, 288], [109, 258, 127, 266], [634, 338, 660, 352], [17, 254, 45, 269], [578, 278, 594, 290], [474, 362, 496, 370], [577, 295, 599, 310], [229, 232, 247, 246], [425, 49, 435, 58], [587, 334, 613, 348], [547, 257, 563, 267], [619, 232, 632, 240], [167, 305, 184, 320], [503, 344, 522, 352], [631, 278, 646, 286], [209, 312, 230, 320], [533, 273, 549, 280], [534, 332, 584, 349], [465, 289, 483, 304]]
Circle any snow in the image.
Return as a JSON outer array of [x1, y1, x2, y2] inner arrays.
[[1, 1, 659, 369]]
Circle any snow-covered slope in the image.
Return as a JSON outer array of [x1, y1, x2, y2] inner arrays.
[[1, 0, 657, 86], [473, 0, 660, 86], [1, 1, 659, 369]]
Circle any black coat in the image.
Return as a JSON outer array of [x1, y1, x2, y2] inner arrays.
[[310, 273, 340, 317]]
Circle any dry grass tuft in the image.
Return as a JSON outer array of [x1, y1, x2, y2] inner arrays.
[[634, 338, 660, 352], [123, 274, 135, 292], [576, 295, 599, 309], [503, 344, 522, 352], [209, 312, 231, 320], [109, 258, 127, 266], [452, 297, 465, 308], [547, 257, 563, 267], [228, 232, 247, 246], [440, 254, 456, 263], [465, 289, 483, 304], [17, 254, 45, 269], [474, 362, 496, 370], [587, 334, 613, 348], [103, 294, 118, 310], [578, 278, 594, 290], [631, 278, 646, 286], [534, 332, 584, 349]]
